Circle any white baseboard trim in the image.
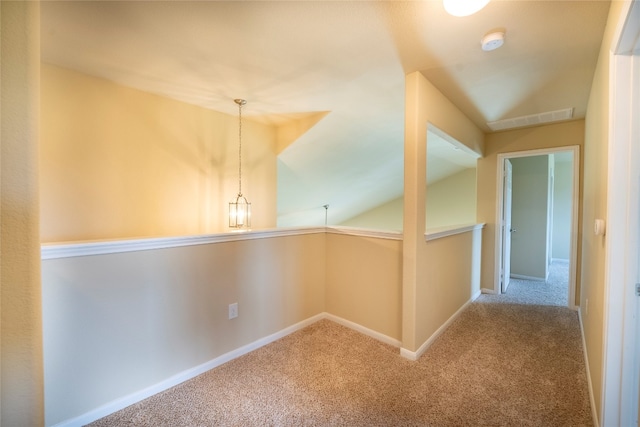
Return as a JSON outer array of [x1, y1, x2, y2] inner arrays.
[[577, 307, 600, 427], [323, 313, 402, 348], [510, 273, 546, 281], [52, 313, 326, 427], [51, 309, 448, 427], [400, 290, 481, 361], [481, 287, 497, 295]]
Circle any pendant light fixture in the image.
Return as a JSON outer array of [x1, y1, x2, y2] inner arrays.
[[229, 98, 251, 229]]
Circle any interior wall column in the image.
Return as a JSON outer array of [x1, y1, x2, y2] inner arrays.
[[401, 70, 484, 355], [401, 72, 428, 353], [1, 1, 44, 425]]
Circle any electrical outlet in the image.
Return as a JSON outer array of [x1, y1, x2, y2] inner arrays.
[[229, 303, 238, 319], [585, 298, 589, 315]]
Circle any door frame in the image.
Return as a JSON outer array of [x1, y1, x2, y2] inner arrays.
[[601, 0, 640, 424], [494, 145, 580, 308], [501, 159, 513, 293]]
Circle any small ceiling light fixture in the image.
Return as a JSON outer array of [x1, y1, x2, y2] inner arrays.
[[229, 98, 251, 229], [481, 30, 505, 51], [443, 0, 490, 17]]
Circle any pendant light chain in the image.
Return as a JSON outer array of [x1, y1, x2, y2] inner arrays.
[[229, 98, 251, 229], [236, 98, 246, 196]]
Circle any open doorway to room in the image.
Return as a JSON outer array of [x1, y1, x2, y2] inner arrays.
[[495, 147, 579, 308]]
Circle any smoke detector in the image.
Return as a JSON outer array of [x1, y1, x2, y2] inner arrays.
[[481, 31, 505, 51]]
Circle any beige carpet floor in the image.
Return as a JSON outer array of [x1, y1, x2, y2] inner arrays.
[[89, 262, 592, 426], [501, 260, 570, 306]]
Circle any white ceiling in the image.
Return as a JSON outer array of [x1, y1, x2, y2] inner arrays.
[[40, 0, 610, 226]]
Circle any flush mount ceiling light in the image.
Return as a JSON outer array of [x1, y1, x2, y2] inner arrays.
[[481, 31, 505, 51], [229, 99, 251, 229], [443, 0, 490, 17]]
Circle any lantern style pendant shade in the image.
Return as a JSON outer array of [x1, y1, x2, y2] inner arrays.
[[229, 194, 251, 228], [229, 99, 251, 229]]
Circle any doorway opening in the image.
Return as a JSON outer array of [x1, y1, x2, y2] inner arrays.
[[494, 146, 579, 308]]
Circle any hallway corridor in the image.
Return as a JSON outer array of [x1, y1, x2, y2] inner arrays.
[[501, 259, 570, 306]]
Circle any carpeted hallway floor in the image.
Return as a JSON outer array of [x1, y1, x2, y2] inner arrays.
[[500, 259, 570, 306], [89, 261, 592, 426]]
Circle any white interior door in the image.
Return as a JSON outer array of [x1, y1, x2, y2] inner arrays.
[[547, 161, 554, 276], [501, 159, 513, 293], [636, 238, 640, 427]]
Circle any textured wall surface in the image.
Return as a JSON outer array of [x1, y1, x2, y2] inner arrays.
[[1, 1, 44, 425], [43, 233, 326, 425], [403, 71, 484, 352], [340, 167, 477, 231], [580, 0, 628, 420], [41, 64, 277, 242], [326, 233, 402, 340]]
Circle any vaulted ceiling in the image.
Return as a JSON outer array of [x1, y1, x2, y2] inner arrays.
[[40, 1, 610, 226]]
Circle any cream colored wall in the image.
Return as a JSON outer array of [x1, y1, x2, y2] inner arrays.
[[476, 120, 584, 297], [403, 71, 484, 352], [325, 233, 403, 340], [552, 160, 572, 260], [43, 225, 485, 425], [42, 233, 326, 426], [276, 111, 330, 154], [339, 197, 404, 231], [581, 0, 627, 420], [39, 62, 488, 425], [510, 156, 549, 279], [426, 168, 477, 229], [1, 2, 45, 425], [415, 228, 482, 347], [40, 64, 277, 242], [339, 167, 477, 232]]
